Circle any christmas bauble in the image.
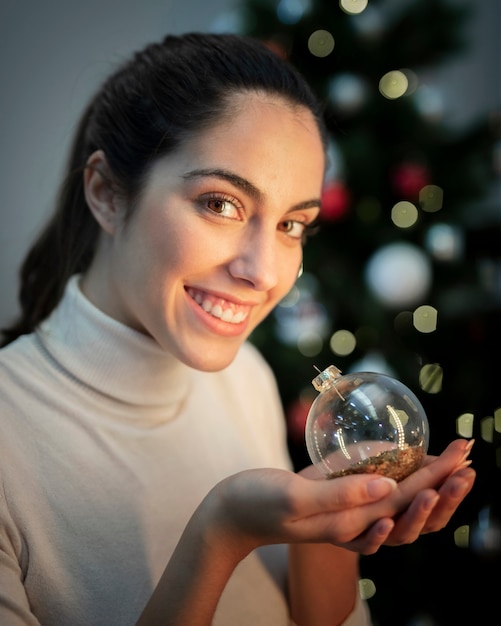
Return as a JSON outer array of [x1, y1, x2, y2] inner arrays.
[[305, 366, 429, 481]]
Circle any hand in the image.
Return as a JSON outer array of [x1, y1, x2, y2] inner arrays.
[[328, 438, 476, 554], [205, 439, 475, 560], [378, 438, 475, 543], [206, 465, 400, 559]]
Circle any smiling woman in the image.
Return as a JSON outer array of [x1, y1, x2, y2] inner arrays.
[[0, 32, 476, 626]]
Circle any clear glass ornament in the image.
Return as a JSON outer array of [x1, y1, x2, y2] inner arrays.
[[305, 365, 429, 481]]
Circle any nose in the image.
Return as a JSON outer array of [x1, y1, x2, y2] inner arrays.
[[228, 230, 279, 291]]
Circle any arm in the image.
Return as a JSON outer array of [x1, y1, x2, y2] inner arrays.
[[137, 439, 475, 626], [289, 543, 365, 626], [136, 470, 398, 626]]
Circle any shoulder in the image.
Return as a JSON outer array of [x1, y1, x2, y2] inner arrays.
[[0, 332, 40, 382]]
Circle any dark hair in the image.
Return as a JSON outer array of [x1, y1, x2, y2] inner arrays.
[[1, 32, 327, 346]]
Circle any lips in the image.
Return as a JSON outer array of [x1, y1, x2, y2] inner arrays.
[[186, 288, 250, 325]]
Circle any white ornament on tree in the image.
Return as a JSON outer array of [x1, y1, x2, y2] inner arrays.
[[365, 241, 432, 307]]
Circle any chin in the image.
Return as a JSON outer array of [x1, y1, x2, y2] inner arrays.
[[176, 343, 241, 373]]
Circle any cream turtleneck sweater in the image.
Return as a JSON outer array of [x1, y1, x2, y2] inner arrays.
[[0, 276, 369, 626]]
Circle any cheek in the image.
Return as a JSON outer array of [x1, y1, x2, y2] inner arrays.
[[272, 259, 302, 303], [134, 211, 193, 273]]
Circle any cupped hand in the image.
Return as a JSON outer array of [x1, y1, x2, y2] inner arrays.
[[208, 438, 475, 559], [325, 438, 476, 553]]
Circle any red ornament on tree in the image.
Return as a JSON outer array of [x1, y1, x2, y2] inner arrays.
[[320, 181, 351, 221], [391, 162, 430, 198], [286, 396, 314, 444]]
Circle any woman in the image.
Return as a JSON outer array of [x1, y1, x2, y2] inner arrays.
[[0, 33, 475, 626]]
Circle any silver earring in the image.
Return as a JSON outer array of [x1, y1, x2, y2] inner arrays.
[[297, 262, 303, 279]]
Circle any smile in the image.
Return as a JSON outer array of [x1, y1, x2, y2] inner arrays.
[[186, 288, 250, 324]]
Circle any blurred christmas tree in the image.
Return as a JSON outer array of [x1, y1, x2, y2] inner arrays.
[[226, 0, 501, 623]]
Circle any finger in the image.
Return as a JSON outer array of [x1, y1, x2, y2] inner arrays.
[[421, 438, 474, 471], [389, 438, 474, 511], [294, 473, 397, 517], [383, 489, 440, 545], [341, 439, 475, 523], [339, 518, 396, 555], [419, 467, 476, 534]]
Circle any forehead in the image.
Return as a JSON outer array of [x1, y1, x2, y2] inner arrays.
[[174, 92, 326, 184]]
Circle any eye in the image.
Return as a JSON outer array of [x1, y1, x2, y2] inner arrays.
[[203, 193, 241, 219], [278, 219, 308, 240]]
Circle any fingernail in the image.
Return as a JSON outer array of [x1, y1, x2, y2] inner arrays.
[[456, 439, 475, 465], [367, 477, 397, 498], [462, 438, 475, 457], [456, 459, 473, 470]]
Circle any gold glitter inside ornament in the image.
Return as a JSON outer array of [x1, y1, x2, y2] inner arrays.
[[305, 365, 429, 481]]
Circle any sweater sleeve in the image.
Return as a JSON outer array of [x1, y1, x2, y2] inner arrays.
[[0, 483, 41, 626]]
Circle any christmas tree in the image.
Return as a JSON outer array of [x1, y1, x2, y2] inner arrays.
[[226, 0, 501, 623]]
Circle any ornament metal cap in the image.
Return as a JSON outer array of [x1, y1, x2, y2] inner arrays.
[[312, 365, 342, 392]]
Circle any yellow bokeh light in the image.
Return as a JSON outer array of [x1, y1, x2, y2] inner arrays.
[[419, 184, 444, 212], [358, 578, 376, 600], [454, 525, 470, 548], [419, 363, 443, 394], [308, 30, 335, 57], [391, 200, 418, 228], [494, 407, 501, 433], [480, 416, 494, 443], [340, 0, 368, 15], [457, 413, 474, 438], [413, 305, 438, 333], [496, 447, 501, 469], [379, 70, 408, 99], [330, 329, 356, 356]]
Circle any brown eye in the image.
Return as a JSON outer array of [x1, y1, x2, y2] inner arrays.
[[279, 219, 306, 240], [207, 199, 227, 214], [202, 193, 240, 219]]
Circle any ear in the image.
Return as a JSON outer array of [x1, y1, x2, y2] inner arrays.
[[83, 150, 120, 235]]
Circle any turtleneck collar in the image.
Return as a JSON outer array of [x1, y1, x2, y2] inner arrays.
[[36, 275, 193, 413]]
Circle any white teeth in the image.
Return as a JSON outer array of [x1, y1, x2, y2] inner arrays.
[[211, 304, 223, 319], [221, 309, 234, 322], [188, 288, 248, 324], [232, 311, 245, 323], [202, 299, 212, 312]]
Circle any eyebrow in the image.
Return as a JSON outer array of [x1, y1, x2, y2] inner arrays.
[[181, 168, 322, 213]]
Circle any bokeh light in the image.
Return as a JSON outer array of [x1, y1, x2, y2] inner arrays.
[[457, 413, 474, 438], [327, 73, 368, 113], [297, 330, 324, 357], [419, 363, 443, 393], [308, 29, 335, 57], [414, 84, 444, 122], [413, 305, 438, 333], [425, 223, 463, 261], [454, 525, 470, 548], [358, 578, 376, 600], [391, 200, 418, 229], [419, 184, 444, 212], [494, 406, 501, 433], [365, 242, 432, 307], [330, 329, 356, 356], [379, 70, 408, 99], [480, 416, 493, 442], [276, 0, 310, 25], [339, 0, 368, 16]]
